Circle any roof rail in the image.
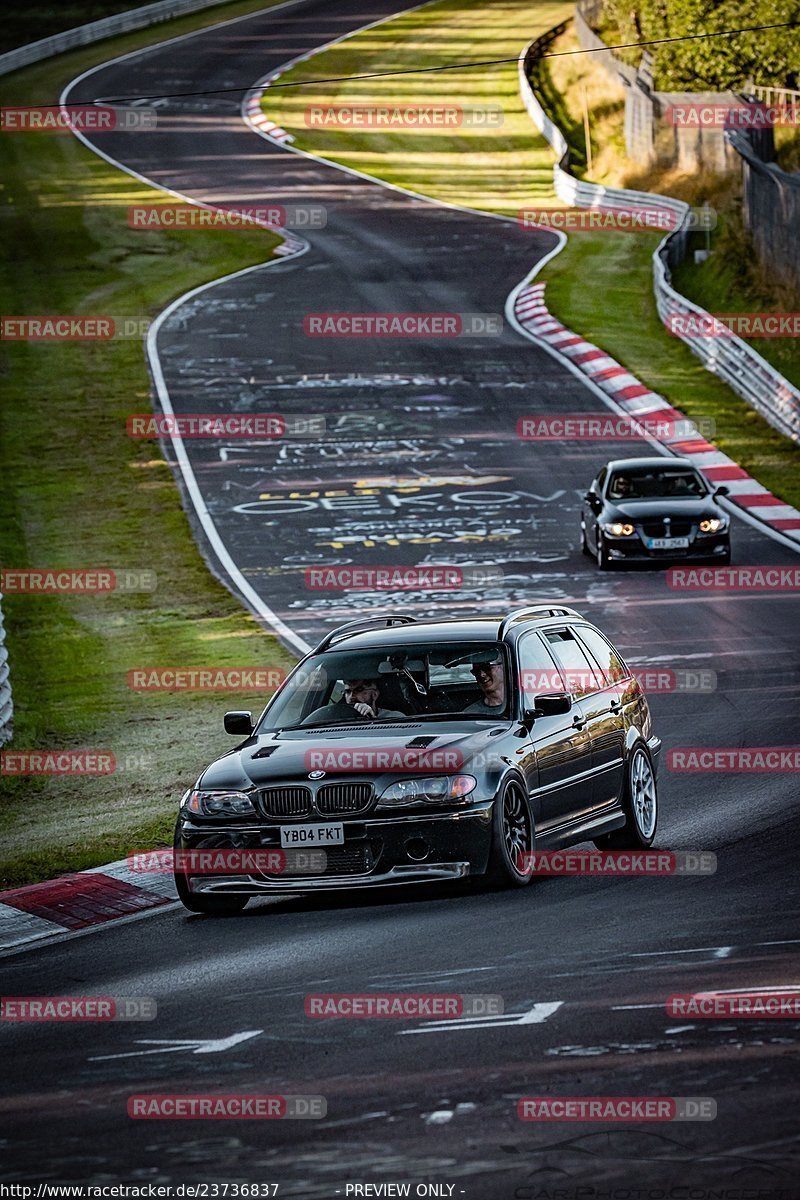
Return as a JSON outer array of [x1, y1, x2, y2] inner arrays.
[[313, 615, 417, 654], [497, 605, 582, 638]]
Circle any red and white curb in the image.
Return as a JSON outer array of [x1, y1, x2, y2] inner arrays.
[[514, 281, 800, 544], [243, 76, 294, 144], [0, 859, 177, 953]]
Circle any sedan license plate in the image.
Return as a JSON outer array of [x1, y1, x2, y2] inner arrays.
[[647, 536, 689, 550], [280, 822, 344, 847]]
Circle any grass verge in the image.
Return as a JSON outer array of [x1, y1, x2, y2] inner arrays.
[[0, 0, 298, 888], [265, 0, 800, 510]]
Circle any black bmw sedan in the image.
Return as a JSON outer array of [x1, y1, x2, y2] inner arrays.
[[581, 456, 731, 569], [173, 607, 662, 914]]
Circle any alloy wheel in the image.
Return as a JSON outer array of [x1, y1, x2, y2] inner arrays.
[[631, 748, 657, 839]]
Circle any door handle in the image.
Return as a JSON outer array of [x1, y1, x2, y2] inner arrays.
[[572, 714, 586, 730], [609, 700, 622, 713]]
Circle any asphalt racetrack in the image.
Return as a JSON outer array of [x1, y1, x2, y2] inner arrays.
[[3, 1, 799, 1195]]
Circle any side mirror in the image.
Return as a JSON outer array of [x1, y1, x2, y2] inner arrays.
[[714, 485, 729, 498], [534, 692, 572, 717], [224, 710, 253, 736]]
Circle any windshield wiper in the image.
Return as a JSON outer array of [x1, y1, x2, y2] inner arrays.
[[382, 711, 510, 721]]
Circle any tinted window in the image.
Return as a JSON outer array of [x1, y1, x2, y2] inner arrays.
[[607, 467, 707, 500], [544, 630, 604, 699], [574, 626, 629, 687], [518, 633, 565, 705]]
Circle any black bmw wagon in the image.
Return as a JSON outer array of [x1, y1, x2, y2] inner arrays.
[[174, 607, 662, 914]]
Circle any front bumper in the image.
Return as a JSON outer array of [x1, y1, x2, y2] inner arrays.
[[606, 534, 729, 563], [176, 800, 494, 895]]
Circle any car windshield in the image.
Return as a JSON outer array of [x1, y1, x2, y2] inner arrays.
[[607, 467, 707, 500], [255, 640, 509, 731]]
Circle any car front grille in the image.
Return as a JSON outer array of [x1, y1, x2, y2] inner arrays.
[[259, 786, 312, 819], [319, 842, 378, 875], [640, 519, 693, 538], [316, 782, 374, 815]]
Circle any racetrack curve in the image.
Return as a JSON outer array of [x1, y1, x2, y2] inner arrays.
[[3, 1, 799, 1194]]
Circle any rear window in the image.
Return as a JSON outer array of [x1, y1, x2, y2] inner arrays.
[[574, 625, 629, 687]]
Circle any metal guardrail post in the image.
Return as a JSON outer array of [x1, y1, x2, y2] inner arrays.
[[0, 593, 12, 746]]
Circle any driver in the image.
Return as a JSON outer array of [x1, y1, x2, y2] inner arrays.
[[463, 653, 506, 715], [301, 678, 406, 726]]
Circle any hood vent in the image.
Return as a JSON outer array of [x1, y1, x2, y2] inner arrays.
[[405, 736, 438, 749], [251, 745, 279, 759]]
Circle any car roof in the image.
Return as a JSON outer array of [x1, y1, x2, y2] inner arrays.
[[311, 609, 589, 654], [319, 618, 501, 652], [604, 456, 696, 472]]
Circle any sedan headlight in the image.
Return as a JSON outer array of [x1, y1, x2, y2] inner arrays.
[[602, 521, 636, 537], [184, 789, 257, 816], [698, 516, 727, 534], [376, 775, 477, 809]]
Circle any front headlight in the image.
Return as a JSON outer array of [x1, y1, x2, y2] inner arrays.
[[376, 775, 477, 809], [602, 521, 636, 537], [184, 789, 257, 816], [698, 516, 727, 534]]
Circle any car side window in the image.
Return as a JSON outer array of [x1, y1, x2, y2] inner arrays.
[[518, 633, 565, 707], [544, 630, 604, 699], [574, 626, 629, 687], [596, 466, 607, 494]]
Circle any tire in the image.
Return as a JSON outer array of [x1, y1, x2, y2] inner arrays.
[[594, 744, 658, 850], [580, 520, 592, 558], [173, 824, 249, 915], [595, 528, 612, 571], [485, 778, 535, 887]]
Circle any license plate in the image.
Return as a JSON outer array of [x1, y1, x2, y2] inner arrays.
[[280, 823, 344, 847], [647, 536, 689, 550]]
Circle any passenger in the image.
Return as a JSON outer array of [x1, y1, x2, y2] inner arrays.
[[462, 654, 506, 715], [302, 678, 406, 726]]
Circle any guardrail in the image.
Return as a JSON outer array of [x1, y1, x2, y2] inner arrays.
[[0, 594, 12, 746], [0, 0, 231, 77], [519, 28, 800, 446]]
